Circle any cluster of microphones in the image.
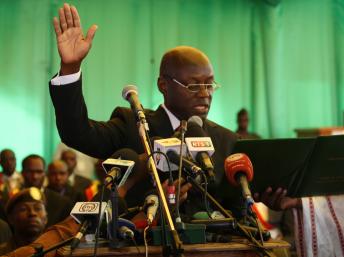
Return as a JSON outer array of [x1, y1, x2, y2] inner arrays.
[[68, 85, 258, 252]]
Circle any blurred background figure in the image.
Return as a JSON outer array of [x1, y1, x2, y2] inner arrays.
[[54, 143, 96, 179], [0, 218, 12, 244], [235, 108, 261, 140], [0, 187, 47, 255], [85, 159, 106, 201], [21, 154, 72, 227], [60, 149, 92, 193], [46, 160, 85, 205], [0, 149, 24, 203]]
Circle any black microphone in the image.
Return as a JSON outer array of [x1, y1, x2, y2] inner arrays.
[[70, 149, 138, 251], [104, 167, 121, 185], [70, 196, 108, 251], [70, 189, 128, 250], [122, 85, 146, 122], [185, 116, 215, 182], [70, 219, 91, 250], [102, 148, 139, 186], [166, 151, 202, 176]]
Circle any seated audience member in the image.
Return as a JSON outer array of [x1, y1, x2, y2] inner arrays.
[[54, 142, 96, 179], [22, 155, 73, 227], [84, 159, 105, 201], [60, 149, 92, 192], [0, 187, 47, 255], [235, 108, 261, 139], [47, 160, 85, 204], [0, 218, 12, 244], [0, 149, 24, 203]]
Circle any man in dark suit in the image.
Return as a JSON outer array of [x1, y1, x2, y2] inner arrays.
[[21, 155, 73, 227], [46, 160, 85, 205], [49, 4, 292, 216], [60, 149, 91, 193]]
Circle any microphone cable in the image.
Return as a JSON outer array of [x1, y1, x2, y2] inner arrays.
[[200, 172, 212, 219], [143, 224, 150, 257], [93, 184, 106, 257], [147, 150, 173, 199], [175, 120, 187, 223], [131, 236, 141, 255]]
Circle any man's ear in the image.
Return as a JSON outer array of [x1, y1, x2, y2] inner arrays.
[[157, 77, 167, 96]]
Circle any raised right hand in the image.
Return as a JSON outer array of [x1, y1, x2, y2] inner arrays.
[[53, 3, 97, 75]]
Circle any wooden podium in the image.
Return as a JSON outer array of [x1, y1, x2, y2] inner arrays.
[[294, 126, 344, 138], [57, 240, 290, 257]]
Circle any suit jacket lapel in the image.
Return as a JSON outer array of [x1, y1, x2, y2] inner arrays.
[[147, 105, 174, 138]]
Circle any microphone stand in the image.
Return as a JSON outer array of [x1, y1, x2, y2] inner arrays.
[[109, 178, 125, 249], [135, 112, 184, 257], [175, 120, 187, 228], [183, 172, 275, 257]]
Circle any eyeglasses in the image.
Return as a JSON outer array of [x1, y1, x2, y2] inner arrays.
[[163, 75, 220, 93]]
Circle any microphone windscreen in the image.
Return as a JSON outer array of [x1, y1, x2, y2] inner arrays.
[[188, 116, 203, 127], [224, 153, 253, 186], [122, 85, 138, 100], [185, 116, 206, 137], [110, 148, 139, 162]]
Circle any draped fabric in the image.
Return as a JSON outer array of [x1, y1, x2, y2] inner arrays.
[[1, 0, 344, 163]]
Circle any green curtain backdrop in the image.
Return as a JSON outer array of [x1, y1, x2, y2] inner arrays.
[[1, 0, 344, 164]]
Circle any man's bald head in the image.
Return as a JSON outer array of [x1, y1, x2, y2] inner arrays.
[[0, 149, 16, 176], [158, 46, 215, 120], [159, 46, 212, 78], [47, 160, 69, 192]]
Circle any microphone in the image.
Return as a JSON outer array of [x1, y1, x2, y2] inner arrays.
[[69, 188, 128, 250], [118, 226, 134, 239], [70, 201, 108, 250], [224, 153, 254, 206], [153, 137, 202, 175], [166, 150, 202, 176], [104, 167, 121, 185], [185, 116, 215, 182], [145, 193, 159, 225], [70, 219, 91, 250], [102, 148, 138, 187], [122, 85, 146, 122], [108, 217, 136, 240], [106, 205, 136, 239]]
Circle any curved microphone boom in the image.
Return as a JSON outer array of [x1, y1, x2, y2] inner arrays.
[[224, 153, 254, 207]]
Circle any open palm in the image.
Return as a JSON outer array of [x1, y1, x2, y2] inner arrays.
[[53, 4, 97, 68], [56, 27, 91, 64]]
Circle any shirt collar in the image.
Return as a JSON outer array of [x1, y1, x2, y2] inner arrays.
[[161, 104, 180, 131]]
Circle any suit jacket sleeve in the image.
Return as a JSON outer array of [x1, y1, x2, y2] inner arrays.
[[49, 77, 136, 159]]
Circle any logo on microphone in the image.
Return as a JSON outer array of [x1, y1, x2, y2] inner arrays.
[[79, 202, 98, 213], [227, 153, 244, 161], [190, 141, 212, 148]]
